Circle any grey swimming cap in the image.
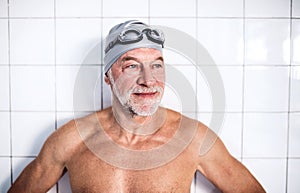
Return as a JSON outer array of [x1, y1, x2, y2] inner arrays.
[[104, 20, 164, 73]]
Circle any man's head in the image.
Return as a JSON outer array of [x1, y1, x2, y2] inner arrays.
[[104, 20, 165, 116]]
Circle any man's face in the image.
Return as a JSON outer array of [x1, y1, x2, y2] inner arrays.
[[106, 48, 165, 116]]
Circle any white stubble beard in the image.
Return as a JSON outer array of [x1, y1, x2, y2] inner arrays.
[[107, 70, 163, 116]]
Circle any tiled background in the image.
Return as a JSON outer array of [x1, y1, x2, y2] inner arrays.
[[0, 0, 299, 192]]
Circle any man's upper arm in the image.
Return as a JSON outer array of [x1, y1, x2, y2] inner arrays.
[[8, 120, 77, 193], [197, 127, 265, 193]]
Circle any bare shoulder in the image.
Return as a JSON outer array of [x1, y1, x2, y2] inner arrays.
[[39, 110, 108, 164]]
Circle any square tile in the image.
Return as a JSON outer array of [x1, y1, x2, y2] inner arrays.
[[197, 66, 243, 112], [0, 19, 8, 65], [0, 66, 9, 110], [195, 171, 221, 193], [150, 0, 196, 17], [293, 0, 300, 17], [58, 172, 72, 193], [56, 66, 102, 111], [56, 0, 101, 17], [243, 159, 286, 193], [10, 19, 55, 65], [244, 66, 289, 112], [197, 69, 213, 112], [56, 112, 90, 128], [287, 159, 300, 193], [219, 113, 242, 158], [243, 113, 288, 158], [289, 113, 300, 157], [218, 66, 243, 112], [0, 112, 10, 156], [0, 0, 8, 17], [245, 0, 290, 17], [103, 0, 148, 17], [292, 20, 300, 65], [11, 112, 55, 156], [197, 19, 244, 66], [197, 0, 243, 17], [245, 19, 290, 65], [56, 19, 102, 65], [9, 0, 54, 17], [150, 18, 197, 40], [162, 65, 197, 112], [0, 157, 11, 193], [11, 66, 55, 111], [290, 66, 300, 111]]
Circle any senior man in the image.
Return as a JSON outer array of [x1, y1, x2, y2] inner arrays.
[[8, 20, 265, 193]]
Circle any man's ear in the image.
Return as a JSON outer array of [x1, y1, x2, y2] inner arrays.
[[104, 74, 111, 85]]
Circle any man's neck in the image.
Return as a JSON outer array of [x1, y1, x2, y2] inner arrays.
[[111, 101, 167, 136]]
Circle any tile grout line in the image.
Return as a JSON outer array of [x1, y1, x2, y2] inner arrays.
[[285, 0, 293, 192], [100, 0, 104, 111], [7, 0, 14, 186], [53, 0, 59, 192], [194, 0, 199, 192], [241, 0, 246, 163]]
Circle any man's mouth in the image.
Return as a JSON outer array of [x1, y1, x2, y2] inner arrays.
[[133, 92, 159, 98]]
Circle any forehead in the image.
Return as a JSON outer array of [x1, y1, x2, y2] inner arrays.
[[118, 48, 163, 62]]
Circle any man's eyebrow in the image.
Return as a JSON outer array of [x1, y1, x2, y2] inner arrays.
[[121, 56, 139, 62], [120, 56, 164, 63]]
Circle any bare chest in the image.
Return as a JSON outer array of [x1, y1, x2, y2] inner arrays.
[[66, 147, 198, 193]]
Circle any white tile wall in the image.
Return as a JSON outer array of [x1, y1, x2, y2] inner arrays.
[[219, 113, 242, 158], [290, 66, 300, 111], [162, 65, 197, 112], [197, 19, 244, 65], [289, 113, 300, 157], [56, 0, 101, 17], [0, 66, 9, 110], [103, 0, 148, 18], [9, 0, 54, 18], [244, 66, 289, 112], [11, 66, 55, 111], [292, 20, 300, 65], [56, 66, 102, 111], [0, 0, 8, 17], [150, 0, 196, 17], [10, 19, 55, 65], [11, 112, 55, 156], [243, 113, 288, 158], [243, 159, 286, 193], [197, 0, 243, 17], [0, 0, 298, 193], [245, 19, 290, 65], [293, 0, 300, 17], [0, 112, 10, 156], [0, 157, 11, 193], [0, 19, 8, 65], [245, 0, 290, 17], [56, 18, 102, 65], [288, 159, 300, 193]]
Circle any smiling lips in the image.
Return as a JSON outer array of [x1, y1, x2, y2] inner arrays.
[[133, 92, 159, 98]]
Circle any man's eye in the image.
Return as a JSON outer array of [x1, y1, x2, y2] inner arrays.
[[153, 63, 163, 68], [127, 64, 138, 69]]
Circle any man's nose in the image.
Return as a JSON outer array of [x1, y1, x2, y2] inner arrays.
[[137, 68, 156, 86]]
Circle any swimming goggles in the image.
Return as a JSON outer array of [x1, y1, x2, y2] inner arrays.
[[105, 28, 165, 54]]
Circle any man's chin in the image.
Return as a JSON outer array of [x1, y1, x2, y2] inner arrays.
[[129, 104, 160, 117]]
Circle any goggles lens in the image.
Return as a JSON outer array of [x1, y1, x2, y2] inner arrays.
[[105, 28, 164, 54]]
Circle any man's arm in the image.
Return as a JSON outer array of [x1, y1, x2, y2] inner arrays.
[[8, 120, 77, 193], [197, 128, 265, 193]]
